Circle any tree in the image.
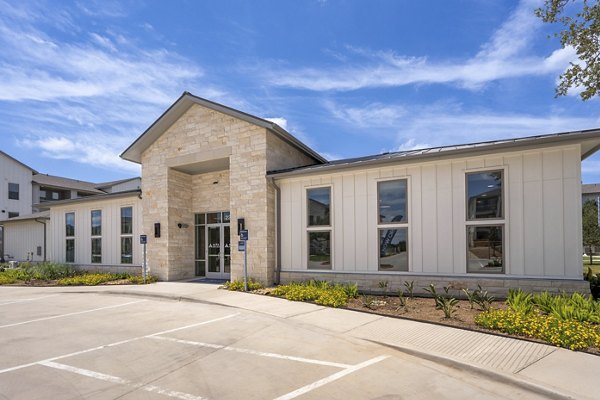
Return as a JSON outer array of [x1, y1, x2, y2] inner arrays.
[[582, 200, 600, 264], [535, 0, 600, 100]]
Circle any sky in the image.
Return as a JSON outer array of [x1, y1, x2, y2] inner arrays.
[[0, 0, 599, 183]]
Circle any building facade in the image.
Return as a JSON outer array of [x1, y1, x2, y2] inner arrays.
[[4, 92, 600, 295]]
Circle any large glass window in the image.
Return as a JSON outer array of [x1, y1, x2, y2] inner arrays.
[[91, 210, 101, 263], [378, 180, 408, 224], [466, 171, 503, 220], [65, 212, 75, 263], [120, 207, 133, 264], [8, 183, 19, 200], [65, 213, 75, 237], [307, 187, 331, 226], [465, 170, 505, 274], [467, 226, 504, 273], [66, 239, 75, 263], [306, 187, 332, 270], [91, 210, 102, 236], [379, 228, 408, 271], [91, 238, 102, 264], [377, 179, 409, 271], [308, 231, 331, 270]]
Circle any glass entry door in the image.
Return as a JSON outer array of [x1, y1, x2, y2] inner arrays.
[[195, 212, 230, 279]]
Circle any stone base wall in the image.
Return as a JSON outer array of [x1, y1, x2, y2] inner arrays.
[[279, 271, 591, 298]]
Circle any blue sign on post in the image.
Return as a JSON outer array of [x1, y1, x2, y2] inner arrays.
[[140, 235, 147, 244], [240, 229, 249, 241], [238, 240, 246, 251]]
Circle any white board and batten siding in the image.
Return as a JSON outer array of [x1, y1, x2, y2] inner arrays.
[[0, 153, 33, 221], [278, 144, 583, 279], [3, 220, 44, 261], [48, 195, 143, 266]]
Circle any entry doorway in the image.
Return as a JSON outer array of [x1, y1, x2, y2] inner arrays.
[[195, 212, 230, 279]]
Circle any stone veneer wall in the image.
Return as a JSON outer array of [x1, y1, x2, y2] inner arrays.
[[192, 171, 230, 212], [279, 271, 591, 298], [140, 104, 319, 283]]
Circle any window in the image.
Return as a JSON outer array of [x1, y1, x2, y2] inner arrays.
[[377, 179, 409, 271], [7, 212, 19, 218], [65, 212, 75, 263], [195, 213, 206, 276], [8, 183, 19, 200], [465, 170, 505, 273], [307, 187, 332, 270], [120, 207, 133, 264], [91, 210, 101, 263]]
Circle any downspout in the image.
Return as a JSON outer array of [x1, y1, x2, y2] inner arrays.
[[268, 177, 282, 285], [34, 218, 47, 262]]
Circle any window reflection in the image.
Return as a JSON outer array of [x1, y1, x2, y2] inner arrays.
[[378, 180, 407, 223], [467, 171, 503, 220], [467, 226, 504, 273], [379, 228, 408, 271]]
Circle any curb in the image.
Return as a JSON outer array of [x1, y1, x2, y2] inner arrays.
[[95, 289, 237, 309], [367, 339, 581, 400]]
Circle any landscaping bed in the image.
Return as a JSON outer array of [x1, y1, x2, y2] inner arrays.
[[0, 262, 156, 286], [227, 279, 600, 354]]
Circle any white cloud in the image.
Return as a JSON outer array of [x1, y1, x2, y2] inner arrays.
[[325, 99, 600, 151], [264, 117, 288, 130], [263, 0, 576, 91], [0, 1, 212, 175]]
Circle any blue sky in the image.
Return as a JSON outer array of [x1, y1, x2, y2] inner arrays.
[[0, 0, 599, 183]]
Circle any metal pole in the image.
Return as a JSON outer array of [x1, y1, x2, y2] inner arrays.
[[143, 242, 147, 283], [243, 240, 248, 291]]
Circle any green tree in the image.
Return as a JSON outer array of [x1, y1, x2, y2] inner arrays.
[[535, 0, 600, 100], [583, 200, 600, 264]]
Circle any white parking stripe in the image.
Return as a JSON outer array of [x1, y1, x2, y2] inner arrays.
[[0, 294, 59, 306], [40, 361, 207, 400], [151, 336, 352, 369], [0, 300, 146, 329], [272, 355, 389, 400], [0, 313, 239, 375]]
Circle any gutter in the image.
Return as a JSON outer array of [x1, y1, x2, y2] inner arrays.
[[34, 218, 47, 262], [268, 177, 282, 285]]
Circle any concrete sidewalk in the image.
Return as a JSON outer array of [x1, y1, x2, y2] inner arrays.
[[50, 281, 598, 400]]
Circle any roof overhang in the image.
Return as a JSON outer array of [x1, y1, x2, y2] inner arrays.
[[38, 190, 141, 208], [120, 92, 326, 164], [269, 128, 600, 179]]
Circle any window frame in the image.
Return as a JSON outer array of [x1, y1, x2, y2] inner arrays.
[[120, 206, 133, 264], [65, 212, 75, 263], [464, 168, 507, 274], [305, 185, 333, 270], [376, 178, 410, 272], [8, 183, 19, 200], [91, 210, 102, 264]]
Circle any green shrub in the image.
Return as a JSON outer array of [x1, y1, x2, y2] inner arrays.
[[57, 273, 125, 286], [507, 288, 534, 314], [438, 297, 459, 318], [271, 281, 353, 308], [475, 309, 600, 350], [224, 279, 263, 292], [127, 275, 158, 284], [342, 283, 359, 298], [403, 280, 415, 298]]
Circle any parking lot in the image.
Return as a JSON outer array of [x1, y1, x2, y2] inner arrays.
[[0, 286, 549, 399]]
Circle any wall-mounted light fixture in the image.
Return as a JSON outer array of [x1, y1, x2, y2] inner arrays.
[[177, 223, 189, 229]]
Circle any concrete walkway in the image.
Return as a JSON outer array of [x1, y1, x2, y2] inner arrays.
[[49, 281, 598, 400]]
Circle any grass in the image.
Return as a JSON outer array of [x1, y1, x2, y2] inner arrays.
[[583, 260, 600, 275]]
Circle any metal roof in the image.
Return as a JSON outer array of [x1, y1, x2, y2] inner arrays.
[[582, 184, 600, 194], [120, 92, 326, 164], [38, 189, 141, 208], [1, 211, 49, 223], [32, 174, 105, 193], [95, 176, 141, 189], [268, 128, 600, 178]]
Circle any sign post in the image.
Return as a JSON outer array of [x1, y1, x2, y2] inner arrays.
[[239, 229, 249, 291], [140, 235, 148, 283]]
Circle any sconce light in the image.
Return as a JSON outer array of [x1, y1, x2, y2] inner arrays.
[[177, 223, 189, 229], [154, 222, 161, 238]]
